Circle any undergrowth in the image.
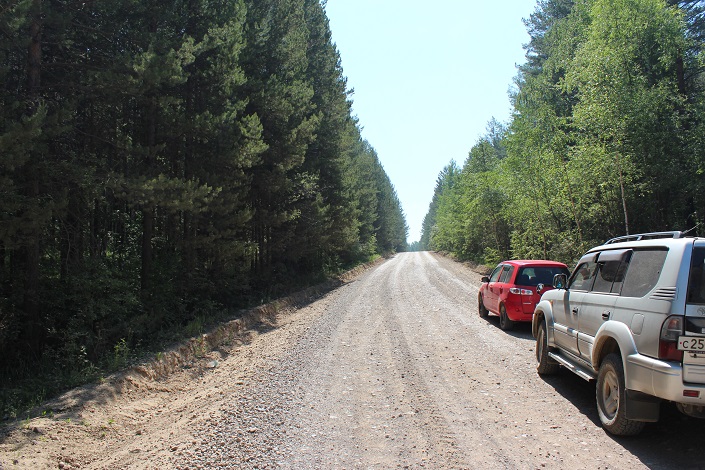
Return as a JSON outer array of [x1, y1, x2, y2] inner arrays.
[[0, 305, 236, 423], [0, 257, 379, 424]]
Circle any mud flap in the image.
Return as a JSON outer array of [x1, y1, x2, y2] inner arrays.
[[625, 389, 661, 422]]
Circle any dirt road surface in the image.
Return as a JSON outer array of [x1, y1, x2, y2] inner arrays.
[[1, 252, 702, 469]]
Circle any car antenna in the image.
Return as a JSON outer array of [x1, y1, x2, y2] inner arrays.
[[682, 225, 700, 236]]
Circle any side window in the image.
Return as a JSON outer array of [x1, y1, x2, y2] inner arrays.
[[590, 250, 632, 293], [499, 266, 515, 283], [621, 249, 668, 298], [569, 261, 597, 291], [611, 259, 630, 293], [687, 247, 705, 305], [489, 265, 504, 282], [592, 259, 628, 293]]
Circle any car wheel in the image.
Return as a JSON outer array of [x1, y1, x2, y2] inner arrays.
[[536, 320, 559, 375], [499, 304, 514, 331], [478, 294, 489, 318], [596, 353, 646, 436]]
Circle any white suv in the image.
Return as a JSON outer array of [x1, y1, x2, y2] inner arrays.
[[533, 231, 705, 435]]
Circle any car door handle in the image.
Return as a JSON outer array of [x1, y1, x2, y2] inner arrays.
[[602, 311, 611, 320], [572, 308, 578, 315]]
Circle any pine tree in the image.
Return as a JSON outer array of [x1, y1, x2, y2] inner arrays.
[[242, 0, 319, 286]]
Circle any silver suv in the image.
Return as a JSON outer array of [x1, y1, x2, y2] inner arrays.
[[533, 231, 705, 435]]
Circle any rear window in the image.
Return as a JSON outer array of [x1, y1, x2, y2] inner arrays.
[[516, 266, 569, 287], [620, 249, 668, 298], [687, 246, 705, 305]]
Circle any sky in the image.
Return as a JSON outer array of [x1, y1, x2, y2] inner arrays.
[[324, 0, 538, 243]]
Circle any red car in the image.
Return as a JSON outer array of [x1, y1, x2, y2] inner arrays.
[[478, 260, 570, 330]]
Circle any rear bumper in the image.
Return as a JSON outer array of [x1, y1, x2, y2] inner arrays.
[[626, 353, 705, 404], [506, 300, 535, 322]]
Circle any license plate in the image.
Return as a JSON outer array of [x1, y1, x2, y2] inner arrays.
[[678, 336, 705, 351]]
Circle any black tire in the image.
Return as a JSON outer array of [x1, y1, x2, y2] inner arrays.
[[596, 353, 646, 436], [478, 294, 489, 318], [499, 304, 515, 331], [536, 320, 560, 375]]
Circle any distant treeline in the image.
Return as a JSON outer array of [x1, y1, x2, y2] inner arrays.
[[422, 0, 705, 266], [0, 0, 407, 402]]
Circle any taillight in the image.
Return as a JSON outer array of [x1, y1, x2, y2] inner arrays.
[[509, 287, 533, 295], [659, 316, 684, 362]]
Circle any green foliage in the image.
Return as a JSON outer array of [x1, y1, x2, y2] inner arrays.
[[112, 339, 131, 371], [420, 161, 460, 251], [424, 0, 705, 266], [0, 0, 407, 416], [184, 316, 206, 338]]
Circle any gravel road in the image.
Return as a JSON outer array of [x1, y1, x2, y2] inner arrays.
[[2, 252, 702, 469], [178, 252, 703, 469]]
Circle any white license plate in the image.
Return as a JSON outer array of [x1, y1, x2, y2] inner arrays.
[[678, 336, 705, 351]]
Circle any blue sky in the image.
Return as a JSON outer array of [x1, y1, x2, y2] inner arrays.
[[324, 1, 538, 243]]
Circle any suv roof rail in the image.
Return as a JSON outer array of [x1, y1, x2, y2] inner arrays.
[[604, 231, 684, 245]]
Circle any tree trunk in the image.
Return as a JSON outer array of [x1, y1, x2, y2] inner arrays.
[[616, 152, 630, 235], [141, 206, 154, 293], [141, 96, 157, 295], [21, 0, 43, 351], [561, 159, 583, 245], [60, 187, 84, 279], [676, 56, 686, 96]]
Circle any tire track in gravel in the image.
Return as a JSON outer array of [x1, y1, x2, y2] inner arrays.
[[279, 253, 466, 468], [8, 252, 701, 469], [176, 253, 535, 469], [384, 252, 523, 469], [175, 252, 656, 470], [176, 254, 472, 469], [340, 252, 470, 468]]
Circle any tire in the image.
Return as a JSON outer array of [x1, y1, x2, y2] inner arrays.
[[499, 304, 515, 331], [478, 294, 489, 318], [536, 321, 560, 375], [596, 353, 646, 436]]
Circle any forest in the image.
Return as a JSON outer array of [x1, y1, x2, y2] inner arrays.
[[421, 0, 705, 267], [0, 0, 408, 415]]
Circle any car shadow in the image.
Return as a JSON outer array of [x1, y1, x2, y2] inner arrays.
[[480, 314, 534, 341], [540, 371, 704, 469]]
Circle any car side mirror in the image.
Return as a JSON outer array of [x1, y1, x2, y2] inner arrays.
[[553, 273, 568, 290], [481, 276, 490, 283]]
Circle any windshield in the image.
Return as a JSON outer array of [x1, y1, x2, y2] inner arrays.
[[516, 266, 569, 287]]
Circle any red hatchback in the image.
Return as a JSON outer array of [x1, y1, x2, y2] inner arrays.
[[478, 260, 570, 331]]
